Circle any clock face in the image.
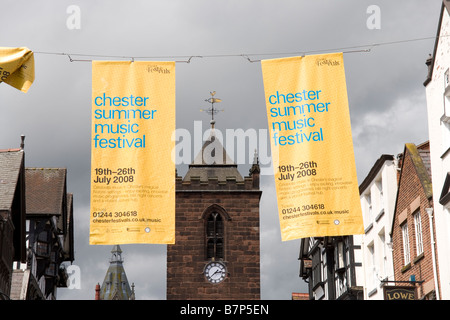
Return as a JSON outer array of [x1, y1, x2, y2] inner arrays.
[[204, 262, 227, 284]]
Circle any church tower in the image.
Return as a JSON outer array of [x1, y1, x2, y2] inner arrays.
[[97, 245, 135, 300], [166, 93, 262, 299]]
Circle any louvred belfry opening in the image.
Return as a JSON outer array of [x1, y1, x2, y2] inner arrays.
[[206, 212, 224, 260]]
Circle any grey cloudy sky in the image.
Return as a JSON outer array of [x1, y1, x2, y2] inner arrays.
[[0, 0, 442, 300]]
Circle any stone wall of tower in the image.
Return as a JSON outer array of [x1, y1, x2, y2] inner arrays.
[[166, 171, 261, 300]]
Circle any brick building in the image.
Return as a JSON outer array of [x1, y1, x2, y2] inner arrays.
[[391, 142, 440, 299], [166, 122, 262, 299]]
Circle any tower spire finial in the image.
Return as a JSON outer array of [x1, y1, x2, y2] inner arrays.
[[200, 91, 223, 129], [110, 244, 123, 263]]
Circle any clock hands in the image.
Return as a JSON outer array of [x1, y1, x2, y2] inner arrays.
[[210, 267, 222, 277], [204, 261, 227, 283]]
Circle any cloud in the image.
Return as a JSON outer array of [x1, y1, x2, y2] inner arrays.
[[353, 88, 429, 180], [0, 0, 443, 300]]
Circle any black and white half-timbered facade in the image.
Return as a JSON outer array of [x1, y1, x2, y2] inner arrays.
[[299, 236, 364, 300]]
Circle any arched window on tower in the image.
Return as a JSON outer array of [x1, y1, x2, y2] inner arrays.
[[206, 212, 224, 260]]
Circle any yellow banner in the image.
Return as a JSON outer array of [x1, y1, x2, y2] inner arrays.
[[261, 53, 364, 241], [90, 61, 175, 245], [0, 47, 35, 92]]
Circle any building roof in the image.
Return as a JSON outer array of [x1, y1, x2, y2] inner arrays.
[[183, 127, 244, 182], [407, 141, 432, 199], [25, 168, 67, 216], [0, 147, 26, 262], [292, 292, 309, 300], [390, 142, 432, 236], [424, 2, 448, 86], [0, 149, 24, 211], [359, 154, 395, 194]]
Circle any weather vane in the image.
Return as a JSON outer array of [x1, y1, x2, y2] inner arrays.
[[200, 91, 224, 127]]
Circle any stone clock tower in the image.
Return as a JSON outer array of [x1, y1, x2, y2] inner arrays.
[[166, 113, 262, 299]]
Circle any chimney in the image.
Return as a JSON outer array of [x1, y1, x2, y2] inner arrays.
[[20, 135, 25, 150], [95, 283, 101, 300]]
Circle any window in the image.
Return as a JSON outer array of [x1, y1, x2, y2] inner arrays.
[[365, 193, 372, 223], [378, 230, 387, 275], [441, 121, 450, 155], [36, 230, 49, 257], [336, 241, 345, 270], [445, 68, 449, 88], [442, 77, 450, 154], [376, 179, 384, 210], [45, 252, 57, 277], [206, 212, 224, 260], [334, 239, 351, 299], [311, 249, 322, 288], [367, 242, 376, 288], [444, 68, 450, 119], [401, 223, 410, 265], [414, 211, 424, 256]]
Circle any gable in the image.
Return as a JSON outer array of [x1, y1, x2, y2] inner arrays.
[[25, 168, 67, 215], [390, 143, 432, 236], [0, 149, 24, 211], [405, 143, 432, 199]]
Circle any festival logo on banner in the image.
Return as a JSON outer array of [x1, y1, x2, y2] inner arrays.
[[90, 61, 175, 245], [261, 52, 364, 241]]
